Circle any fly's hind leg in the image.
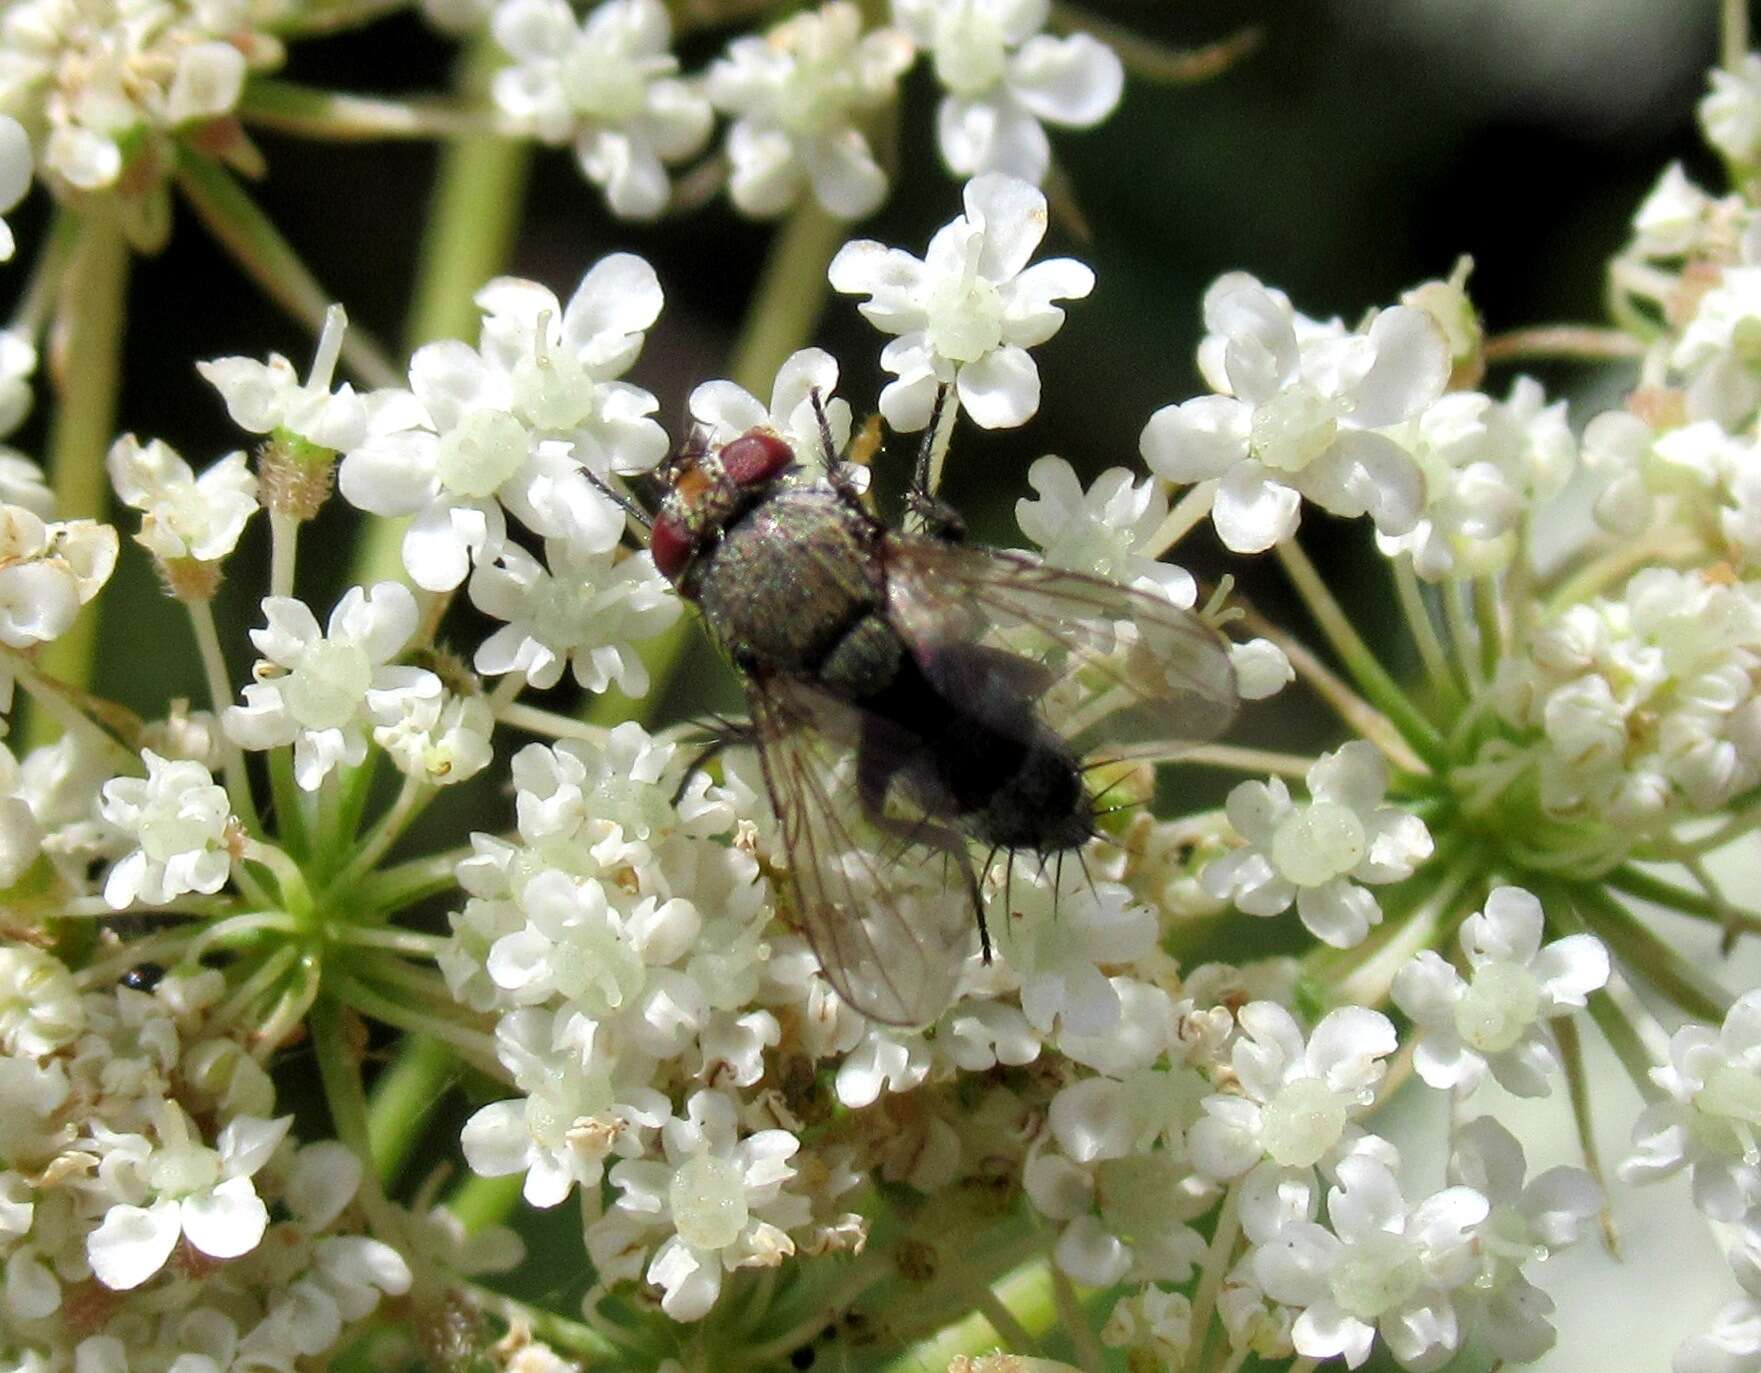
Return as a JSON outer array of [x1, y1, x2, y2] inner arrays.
[[854, 718, 993, 963]]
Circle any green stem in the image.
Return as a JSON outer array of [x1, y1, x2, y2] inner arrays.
[[267, 748, 310, 859], [877, 1255, 1058, 1373], [464, 1283, 624, 1364], [10, 208, 78, 341], [1567, 882, 1732, 1023], [1605, 864, 1761, 931], [1185, 1181, 1241, 1372], [26, 211, 130, 748], [448, 1174, 524, 1233], [1725, 0, 1750, 73], [355, 847, 471, 913], [176, 153, 399, 388], [239, 78, 493, 140], [366, 1034, 458, 1185], [727, 199, 846, 395], [186, 598, 264, 840], [310, 994, 404, 1233], [321, 774, 434, 899], [1277, 541, 1448, 766], [1392, 557, 1465, 712]]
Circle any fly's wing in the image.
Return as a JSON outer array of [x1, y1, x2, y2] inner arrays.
[[743, 673, 976, 1027], [883, 539, 1239, 757]]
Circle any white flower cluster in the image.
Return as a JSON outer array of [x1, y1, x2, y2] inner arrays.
[[482, 0, 1124, 221], [1023, 913, 1604, 1372], [0, 0, 281, 194], [1140, 270, 1576, 573], [1623, 990, 1761, 1373], [1495, 567, 1761, 826], [333, 256, 679, 695], [0, 954, 418, 1372]]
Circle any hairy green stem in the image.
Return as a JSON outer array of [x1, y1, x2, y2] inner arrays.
[[26, 212, 130, 747]]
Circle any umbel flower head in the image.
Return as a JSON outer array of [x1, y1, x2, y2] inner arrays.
[[9, 14, 1761, 1371]]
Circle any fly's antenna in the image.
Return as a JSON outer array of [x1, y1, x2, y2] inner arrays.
[[584, 469, 652, 531]]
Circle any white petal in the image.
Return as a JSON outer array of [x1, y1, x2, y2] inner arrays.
[[800, 130, 888, 220], [87, 1199, 182, 1290], [1140, 395, 1251, 482], [181, 1176, 268, 1259], [1212, 461, 1300, 552], [955, 346, 1040, 428], [563, 253, 664, 375], [1007, 33, 1123, 128], [937, 93, 1051, 182], [965, 171, 1048, 282], [1350, 306, 1449, 428], [1298, 429, 1424, 534]]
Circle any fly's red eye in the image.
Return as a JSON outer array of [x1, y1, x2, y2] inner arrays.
[[720, 430, 794, 488], [649, 514, 693, 581]]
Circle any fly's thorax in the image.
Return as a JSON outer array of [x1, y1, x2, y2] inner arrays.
[[651, 428, 796, 587], [688, 484, 893, 686]]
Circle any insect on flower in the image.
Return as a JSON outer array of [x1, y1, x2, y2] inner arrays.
[[629, 386, 1239, 1025]]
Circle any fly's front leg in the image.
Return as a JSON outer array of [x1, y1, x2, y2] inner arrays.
[[671, 715, 756, 806], [905, 384, 966, 543]]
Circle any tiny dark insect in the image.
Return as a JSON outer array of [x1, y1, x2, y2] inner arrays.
[[120, 962, 165, 991], [636, 387, 1238, 1026]]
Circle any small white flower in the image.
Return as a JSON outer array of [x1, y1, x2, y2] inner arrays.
[[224, 582, 434, 790], [0, 504, 117, 648], [705, 1, 914, 219], [197, 306, 369, 452], [99, 751, 234, 909], [1447, 1116, 1599, 1364], [0, 114, 30, 260], [1015, 455, 1195, 603], [1621, 989, 1761, 1221], [462, 1008, 667, 1207], [1676, 1236, 1761, 1373], [1253, 1153, 1487, 1371], [0, 330, 39, 443], [1188, 1000, 1396, 1182], [598, 1089, 806, 1321], [830, 172, 1093, 429], [1202, 741, 1432, 948], [1392, 886, 1608, 1098], [1103, 1285, 1195, 1366], [340, 258, 667, 589], [491, 0, 712, 219], [1673, 266, 1761, 428], [994, 865, 1158, 1038], [892, 0, 1123, 184], [368, 678, 494, 786], [1377, 377, 1575, 580], [1141, 274, 1448, 553], [107, 436, 258, 566], [0, 946, 81, 1057], [470, 540, 679, 695], [688, 347, 853, 470], [1703, 54, 1761, 169], [86, 1105, 290, 1290]]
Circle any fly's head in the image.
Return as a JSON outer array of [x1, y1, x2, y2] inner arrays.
[[650, 427, 796, 590]]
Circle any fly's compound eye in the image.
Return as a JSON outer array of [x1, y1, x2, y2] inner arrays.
[[650, 513, 694, 580], [721, 430, 794, 488]]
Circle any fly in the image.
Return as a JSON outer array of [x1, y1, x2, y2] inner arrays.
[[628, 386, 1239, 1026]]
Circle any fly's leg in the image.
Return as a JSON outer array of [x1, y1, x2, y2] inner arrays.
[[905, 384, 966, 543], [670, 715, 755, 806], [854, 720, 993, 963]]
